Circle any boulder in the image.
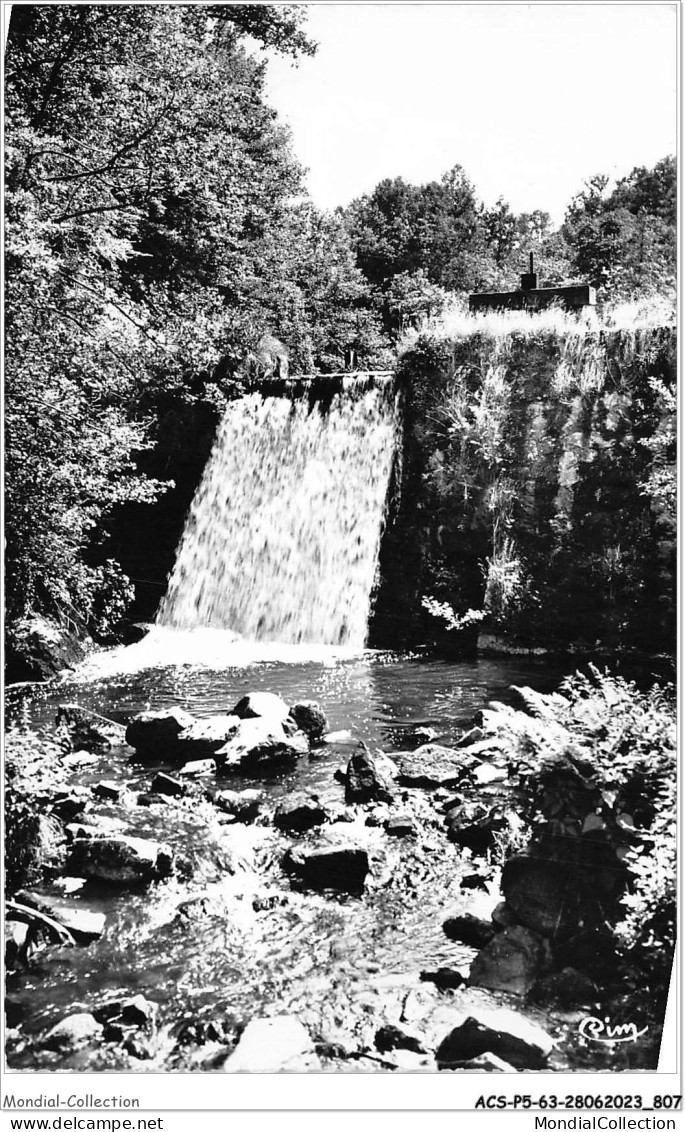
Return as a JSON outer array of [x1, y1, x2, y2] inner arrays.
[[125, 708, 195, 761], [468, 925, 544, 996], [175, 715, 241, 758], [345, 749, 395, 804], [435, 1007, 553, 1070], [443, 913, 495, 950], [94, 994, 156, 1034], [273, 795, 328, 833], [56, 704, 126, 752], [284, 833, 370, 893], [92, 781, 124, 802], [7, 615, 87, 683], [395, 744, 479, 789], [224, 1016, 318, 1072], [68, 835, 173, 886], [456, 726, 485, 748], [212, 789, 263, 823], [42, 1012, 103, 1052], [216, 718, 308, 772], [289, 701, 328, 741], [471, 763, 507, 786], [51, 791, 90, 821], [151, 772, 186, 798], [447, 1052, 517, 1072], [15, 813, 68, 881], [13, 892, 105, 944], [231, 692, 290, 724]]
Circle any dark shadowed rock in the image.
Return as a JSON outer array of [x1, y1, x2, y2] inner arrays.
[[395, 744, 479, 789], [420, 967, 465, 990], [68, 835, 173, 885], [435, 1007, 553, 1070], [443, 913, 495, 950], [125, 709, 195, 761], [56, 704, 126, 751], [531, 967, 598, 1009], [176, 715, 241, 758], [345, 749, 395, 804], [289, 701, 328, 741], [224, 1016, 318, 1072], [502, 855, 576, 938], [468, 925, 544, 996], [42, 1012, 103, 1052], [274, 795, 328, 833], [375, 1023, 426, 1054], [151, 772, 186, 798], [447, 1052, 517, 1072], [8, 615, 87, 683], [445, 802, 520, 853], [385, 813, 417, 837], [5, 920, 29, 965], [491, 900, 518, 930], [92, 781, 124, 802], [284, 833, 370, 892], [178, 758, 216, 777]]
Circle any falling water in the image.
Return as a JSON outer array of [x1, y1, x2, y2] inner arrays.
[[157, 377, 400, 646]]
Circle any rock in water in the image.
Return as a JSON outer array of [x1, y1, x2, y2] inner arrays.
[[211, 789, 263, 822], [151, 772, 186, 798], [289, 701, 328, 741], [175, 715, 241, 758], [231, 693, 290, 724], [284, 833, 370, 892], [216, 718, 308, 771], [125, 709, 195, 761], [68, 836, 173, 885], [443, 913, 496, 950], [273, 795, 328, 833], [42, 1013, 103, 1052], [345, 749, 395, 803], [435, 1007, 553, 1070], [224, 1016, 319, 1072], [468, 925, 544, 996], [56, 704, 126, 751]]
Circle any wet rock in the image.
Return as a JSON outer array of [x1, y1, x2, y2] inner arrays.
[[375, 1023, 426, 1054], [460, 873, 490, 892], [502, 855, 577, 938], [120, 995, 157, 1031], [224, 1016, 318, 1072], [66, 814, 127, 840], [345, 749, 395, 804], [385, 813, 417, 837], [68, 835, 173, 885], [289, 701, 328, 741], [176, 1018, 232, 1046], [323, 730, 354, 745], [273, 795, 328, 833], [217, 718, 308, 772], [457, 726, 485, 747], [448, 1052, 517, 1072], [435, 1007, 553, 1070], [13, 891, 106, 944], [284, 833, 370, 893], [124, 1037, 153, 1060], [62, 751, 100, 770], [471, 763, 507, 786], [531, 967, 598, 1009], [5, 920, 29, 965], [178, 758, 216, 777], [231, 692, 290, 724], [468, 925, 544, 996], [42, 1012, 103, 1052], [420, 967, 465, 991], [252, 893, 288, 912], [176, 715, 241, 758], [443, 913, 496, 950], [151, 772, 186, 798], [125, 708, 195, 761], [51, 791, 90, 821], [395, 744, 479, 789], [56, 704, 126, 752], [365, 804, 390, 828], [92, 781, 124, 802], [137, 792, 168, 807], [16, 813, 68, 880], [212, 788, 263, 823], [445, 802, 520, 853]]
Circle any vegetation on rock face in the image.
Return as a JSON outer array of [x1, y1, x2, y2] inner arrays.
[[478, 667, 676, 1005], [372, 308, 676, 655]]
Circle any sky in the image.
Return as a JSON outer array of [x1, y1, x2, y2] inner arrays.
[[262, 3, 678, 224]]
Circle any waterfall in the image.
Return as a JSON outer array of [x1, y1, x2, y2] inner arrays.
[[157, 377, 400, 646]]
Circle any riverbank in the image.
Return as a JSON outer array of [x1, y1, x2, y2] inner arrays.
[[5, 659, 674, 1072]]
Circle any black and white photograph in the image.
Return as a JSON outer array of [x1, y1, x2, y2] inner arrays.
[[2, 0, 679, 1112]]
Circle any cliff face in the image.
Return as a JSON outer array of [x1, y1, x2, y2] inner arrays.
[[370, 323, 676, 656]]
